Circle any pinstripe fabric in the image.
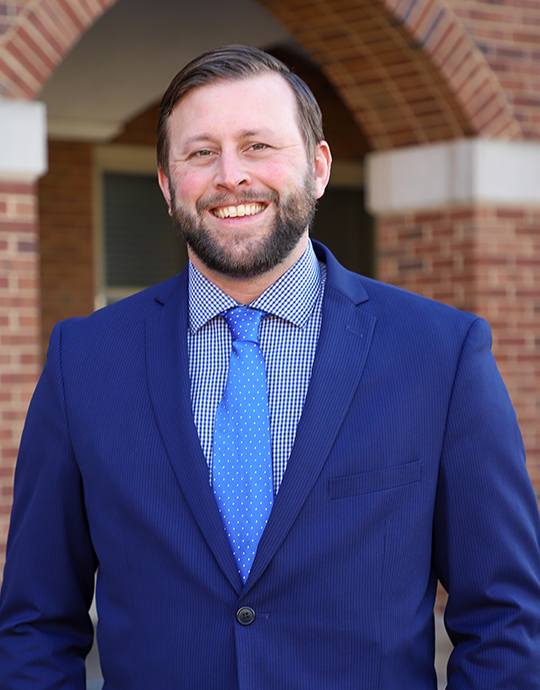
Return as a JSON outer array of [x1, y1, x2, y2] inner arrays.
[[188, 241, 326, 492]]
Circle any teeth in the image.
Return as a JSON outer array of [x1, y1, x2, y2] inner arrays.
[[212, 203, 265, 219]]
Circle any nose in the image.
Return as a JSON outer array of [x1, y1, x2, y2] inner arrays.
[[214, 149, 250, 191]]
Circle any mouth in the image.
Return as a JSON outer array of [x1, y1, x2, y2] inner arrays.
[[211, 203, 267, 219]]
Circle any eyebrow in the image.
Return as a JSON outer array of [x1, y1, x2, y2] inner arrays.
[[181, 128, 274, 150], [237, 129, 273, 139]]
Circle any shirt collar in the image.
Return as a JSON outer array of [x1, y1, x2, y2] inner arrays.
[[188, 240, 322, 334]]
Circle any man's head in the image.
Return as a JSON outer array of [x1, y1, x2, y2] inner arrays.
[[157, 45, 325, 178], [157, 45, 331, 295]]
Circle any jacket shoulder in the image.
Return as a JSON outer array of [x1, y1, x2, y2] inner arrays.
[[59, 272, 184, 339], [316, 239, 478, 335], [46, 272, 186, 374]]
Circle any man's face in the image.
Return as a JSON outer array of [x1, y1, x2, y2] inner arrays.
[[158, 74, 330, 279]]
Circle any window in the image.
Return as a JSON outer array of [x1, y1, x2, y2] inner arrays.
[[103, 172, 186, 299], [311, 161, 374, 278], [94, 145, 187, 308]]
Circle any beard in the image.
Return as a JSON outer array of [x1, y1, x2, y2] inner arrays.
[[169, 173, 317, 279]]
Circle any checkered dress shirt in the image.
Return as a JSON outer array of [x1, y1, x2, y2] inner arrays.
[[187, 241, 326, 493]]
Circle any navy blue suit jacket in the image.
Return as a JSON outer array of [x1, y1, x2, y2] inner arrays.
[[1, 242, 540, 688]]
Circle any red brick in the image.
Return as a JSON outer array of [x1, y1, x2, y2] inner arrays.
[[27, 11, 64, 63], [16, 240, 38, 252], [0, 182, 35, 195], [7, 35, 47, 86], [16, 26, 57, 72]]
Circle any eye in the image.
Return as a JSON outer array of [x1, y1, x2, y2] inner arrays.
[[188, 149, 214, 159], [249, 143, 267, 151], [186, 149, 214, 160]]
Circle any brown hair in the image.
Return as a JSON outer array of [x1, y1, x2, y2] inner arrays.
[[157, 45, 324, 175]]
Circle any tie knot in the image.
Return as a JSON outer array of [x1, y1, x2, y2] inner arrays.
[[223, 307, 264, 343]]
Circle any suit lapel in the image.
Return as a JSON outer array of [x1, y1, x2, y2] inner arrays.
[[245, 245, 377, 591], [145, 246, 376, 595], [145, 270, 242, 592]]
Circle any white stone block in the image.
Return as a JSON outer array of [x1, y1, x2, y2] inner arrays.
[[0, 100, 48, 180], [366, 139, 540, 213]]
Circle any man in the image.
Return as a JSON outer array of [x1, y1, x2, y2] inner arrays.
[[1, 45, 539, 689]]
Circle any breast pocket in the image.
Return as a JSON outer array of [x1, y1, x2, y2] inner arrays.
[[328, 460, 422, 500]]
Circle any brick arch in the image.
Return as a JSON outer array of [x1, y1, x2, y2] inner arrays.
[[384, 0, 521, 139], [259, 0, 522, 149], [0, 0, 522, 145], [0, 0, 119, 99]]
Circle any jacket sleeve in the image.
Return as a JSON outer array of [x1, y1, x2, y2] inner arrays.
[[0, 321, 97, 688], [433, 317, 540, 688]]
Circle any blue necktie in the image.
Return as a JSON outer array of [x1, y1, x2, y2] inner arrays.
[[213, 307, 273, 584]]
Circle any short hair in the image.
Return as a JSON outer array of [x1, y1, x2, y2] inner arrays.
[[157, 45, 324, 176]]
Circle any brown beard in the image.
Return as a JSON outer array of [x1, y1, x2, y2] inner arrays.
[[169, 174, 317, 279]]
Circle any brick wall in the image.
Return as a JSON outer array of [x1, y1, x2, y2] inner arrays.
[[38, 140, 94, 357], [0, 180, 41, 573], [448, 0, 540, 140]]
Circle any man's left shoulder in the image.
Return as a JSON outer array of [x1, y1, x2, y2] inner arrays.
[[359, 274, 476, 326], [315, 240, 477, 334]]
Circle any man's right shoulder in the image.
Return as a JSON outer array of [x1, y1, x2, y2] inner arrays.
[[61, 273, 184, 335], [47, 272, 186, 368]]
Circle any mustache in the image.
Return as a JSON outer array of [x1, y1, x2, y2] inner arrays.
[[196, 190, 279, 213]]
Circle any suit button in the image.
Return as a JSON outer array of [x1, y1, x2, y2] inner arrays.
[[236, 607, 255, 625]]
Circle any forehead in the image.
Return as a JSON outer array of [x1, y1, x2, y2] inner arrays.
[[167, 73, 303, 145]]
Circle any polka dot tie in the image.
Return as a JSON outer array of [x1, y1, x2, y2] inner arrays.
[[213, 307, 273, 584]]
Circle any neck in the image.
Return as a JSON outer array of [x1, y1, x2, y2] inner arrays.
[[188, 235, 309, 304]]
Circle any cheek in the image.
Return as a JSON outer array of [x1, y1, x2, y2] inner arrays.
[[254, 159, 302, 192], [171, 169, 210, 205]]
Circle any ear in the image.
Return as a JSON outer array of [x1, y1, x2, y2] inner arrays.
[[157, 167, 173, 216], [314, 141, 332, 200]]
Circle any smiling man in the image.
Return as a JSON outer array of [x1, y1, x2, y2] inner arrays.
[[157, 62, 330, 301], [1, 45, 540, 690]]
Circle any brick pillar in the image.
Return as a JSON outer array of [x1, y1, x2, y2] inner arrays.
[[366, 139, 540, 495], [0, 101, 47, 574]]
